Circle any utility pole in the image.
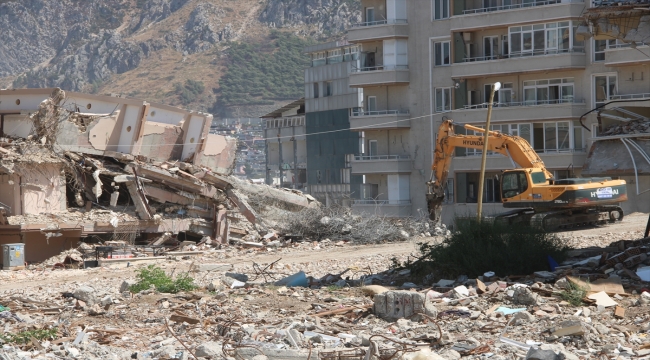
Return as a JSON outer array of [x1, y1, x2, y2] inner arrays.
[[476, 82, 501, 222]]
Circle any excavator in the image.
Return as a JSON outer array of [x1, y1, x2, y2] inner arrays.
[[426, 119, 627, 230]]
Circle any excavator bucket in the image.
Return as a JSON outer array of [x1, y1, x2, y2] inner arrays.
[[426, 193, 444, 224]]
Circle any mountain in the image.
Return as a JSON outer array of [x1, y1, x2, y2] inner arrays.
[[0, 0, 360, 117]]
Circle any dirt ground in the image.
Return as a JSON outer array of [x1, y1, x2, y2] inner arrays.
[[1, 212, 647, 292]]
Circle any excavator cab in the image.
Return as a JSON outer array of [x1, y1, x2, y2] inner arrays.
[[501, 170, 529, 200]]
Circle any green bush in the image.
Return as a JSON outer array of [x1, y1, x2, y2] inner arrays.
[[130, 265, 197, 294], [174, 79, 205, 105], [560, 281, 588, 306], [404, 218, 571, 279], [0, 328, 58, 345]]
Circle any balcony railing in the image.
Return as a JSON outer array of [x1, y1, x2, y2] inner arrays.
[[353, 199, 411, 205], [351, 65, 409, 72], [351, 19, 408, 27], [461, 98, 584, 110], [351, 109, 410, 117], [462, 47, 584, 62], [609, 93, 650, 101], [459, 148, 586, 157], [462, 0, 581, 14], [354, 154, 410, 161]]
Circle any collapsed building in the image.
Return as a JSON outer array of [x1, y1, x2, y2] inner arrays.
[[0, 88, 317, 264], [576, 0, 650, 211]]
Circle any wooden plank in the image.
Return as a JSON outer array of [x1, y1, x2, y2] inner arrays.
[[614, 306, 625, 318], [170, 314, 200, 324]]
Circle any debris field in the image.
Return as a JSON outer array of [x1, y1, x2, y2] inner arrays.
[[1, 217, 650, 360]]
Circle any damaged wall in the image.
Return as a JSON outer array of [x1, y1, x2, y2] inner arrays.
[[0, 88, 235, 175], [17, 163, 67, 215]]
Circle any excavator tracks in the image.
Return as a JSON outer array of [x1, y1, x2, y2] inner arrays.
[[496, 206, 624, 231]]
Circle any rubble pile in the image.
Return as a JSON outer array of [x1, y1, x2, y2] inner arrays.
[[602, 118, 650, 136], [1, 226, 650, 360], [278, 206, 449, 244]]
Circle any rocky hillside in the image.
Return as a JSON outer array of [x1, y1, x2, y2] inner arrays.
[[0, 0, 360, 117]]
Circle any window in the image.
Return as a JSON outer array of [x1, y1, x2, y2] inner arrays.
[[433, 0, 449, 19], [533, 121, 571, 152], [457, 121, 581, 156], [313, 83, 319, 98], [509, 21, 575, 57], [327, 49, 342, 64], [367, 96, 377, 112], [484, 36, 498, 60], [383, 39, 408, 69], [484, 82, 512, 105], [365, 7, 375, 24], [594, 74, 617, 107], [435, 88, 452, 112], [573, 121, 584, 151], [368, 140, 378, 156], [325, 82, 333, 97], [593, 39, 615, 62], [343, 46, 359, 61], [311, 52, 326, 67], [434, 41, 450, 66], [502, 171, 529, 198], [523, 78, 574, 105], [444, 178, 454, 203], [502, 35, 509, 56]]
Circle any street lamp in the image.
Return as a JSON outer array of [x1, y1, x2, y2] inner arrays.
[[476, 82, 501, 222]]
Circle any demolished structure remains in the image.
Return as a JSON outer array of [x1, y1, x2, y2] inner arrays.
[[0, 88, 316, 265]]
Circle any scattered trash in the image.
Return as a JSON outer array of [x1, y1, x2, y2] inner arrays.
[[275, 271, 309, 287]]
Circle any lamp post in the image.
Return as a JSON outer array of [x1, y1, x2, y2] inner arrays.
[[476, 82, 501, 222]]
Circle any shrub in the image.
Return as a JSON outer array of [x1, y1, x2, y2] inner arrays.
[[404, 218, 571, 279], [0, 328, 58, 345], [174, 79, 205, 105], [130, 265, 197, 294], [560, 281, 588, 306]]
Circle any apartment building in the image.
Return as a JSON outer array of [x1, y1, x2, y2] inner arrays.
[[345, 0, 650, 223], [304, 41, 364, 206], [262, 98, 307, 188]]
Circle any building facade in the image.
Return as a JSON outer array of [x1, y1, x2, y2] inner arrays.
[[344, 0, 650, 223], [304, 41, 364, 206], [262, 99, 307, 188]]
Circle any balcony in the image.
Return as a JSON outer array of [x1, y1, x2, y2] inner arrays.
[[349, 65, 409, 87], [350, 155, 411, 174], [451, 49, 585, 79], [352, 199, 412, 217], [604, 45, 650, 66], [453, 150, 588, 170], [452, 99, 588, 123], [350, 109, 410, 131], [348, 20, 409, 42], [451, 0, 584, 31]]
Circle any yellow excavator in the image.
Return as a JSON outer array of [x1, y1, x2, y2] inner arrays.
[[426, 119, 627, 230]]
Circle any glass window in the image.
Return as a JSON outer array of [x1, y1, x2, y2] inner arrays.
[[313, 83, 319, 98], [594, 74, 616, 107], [519, 124, 531, 146], [435, 88, 452, 112], [531, 172, 547, 184], [557, 121, 570, 150], [544, 122, 557, 151], [434, 0, 449, 19], [434, 41, 450, 66], [573, 121, 583, 151]]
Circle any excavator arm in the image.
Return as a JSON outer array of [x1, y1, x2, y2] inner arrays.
[[426, 119, 552, 222]]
